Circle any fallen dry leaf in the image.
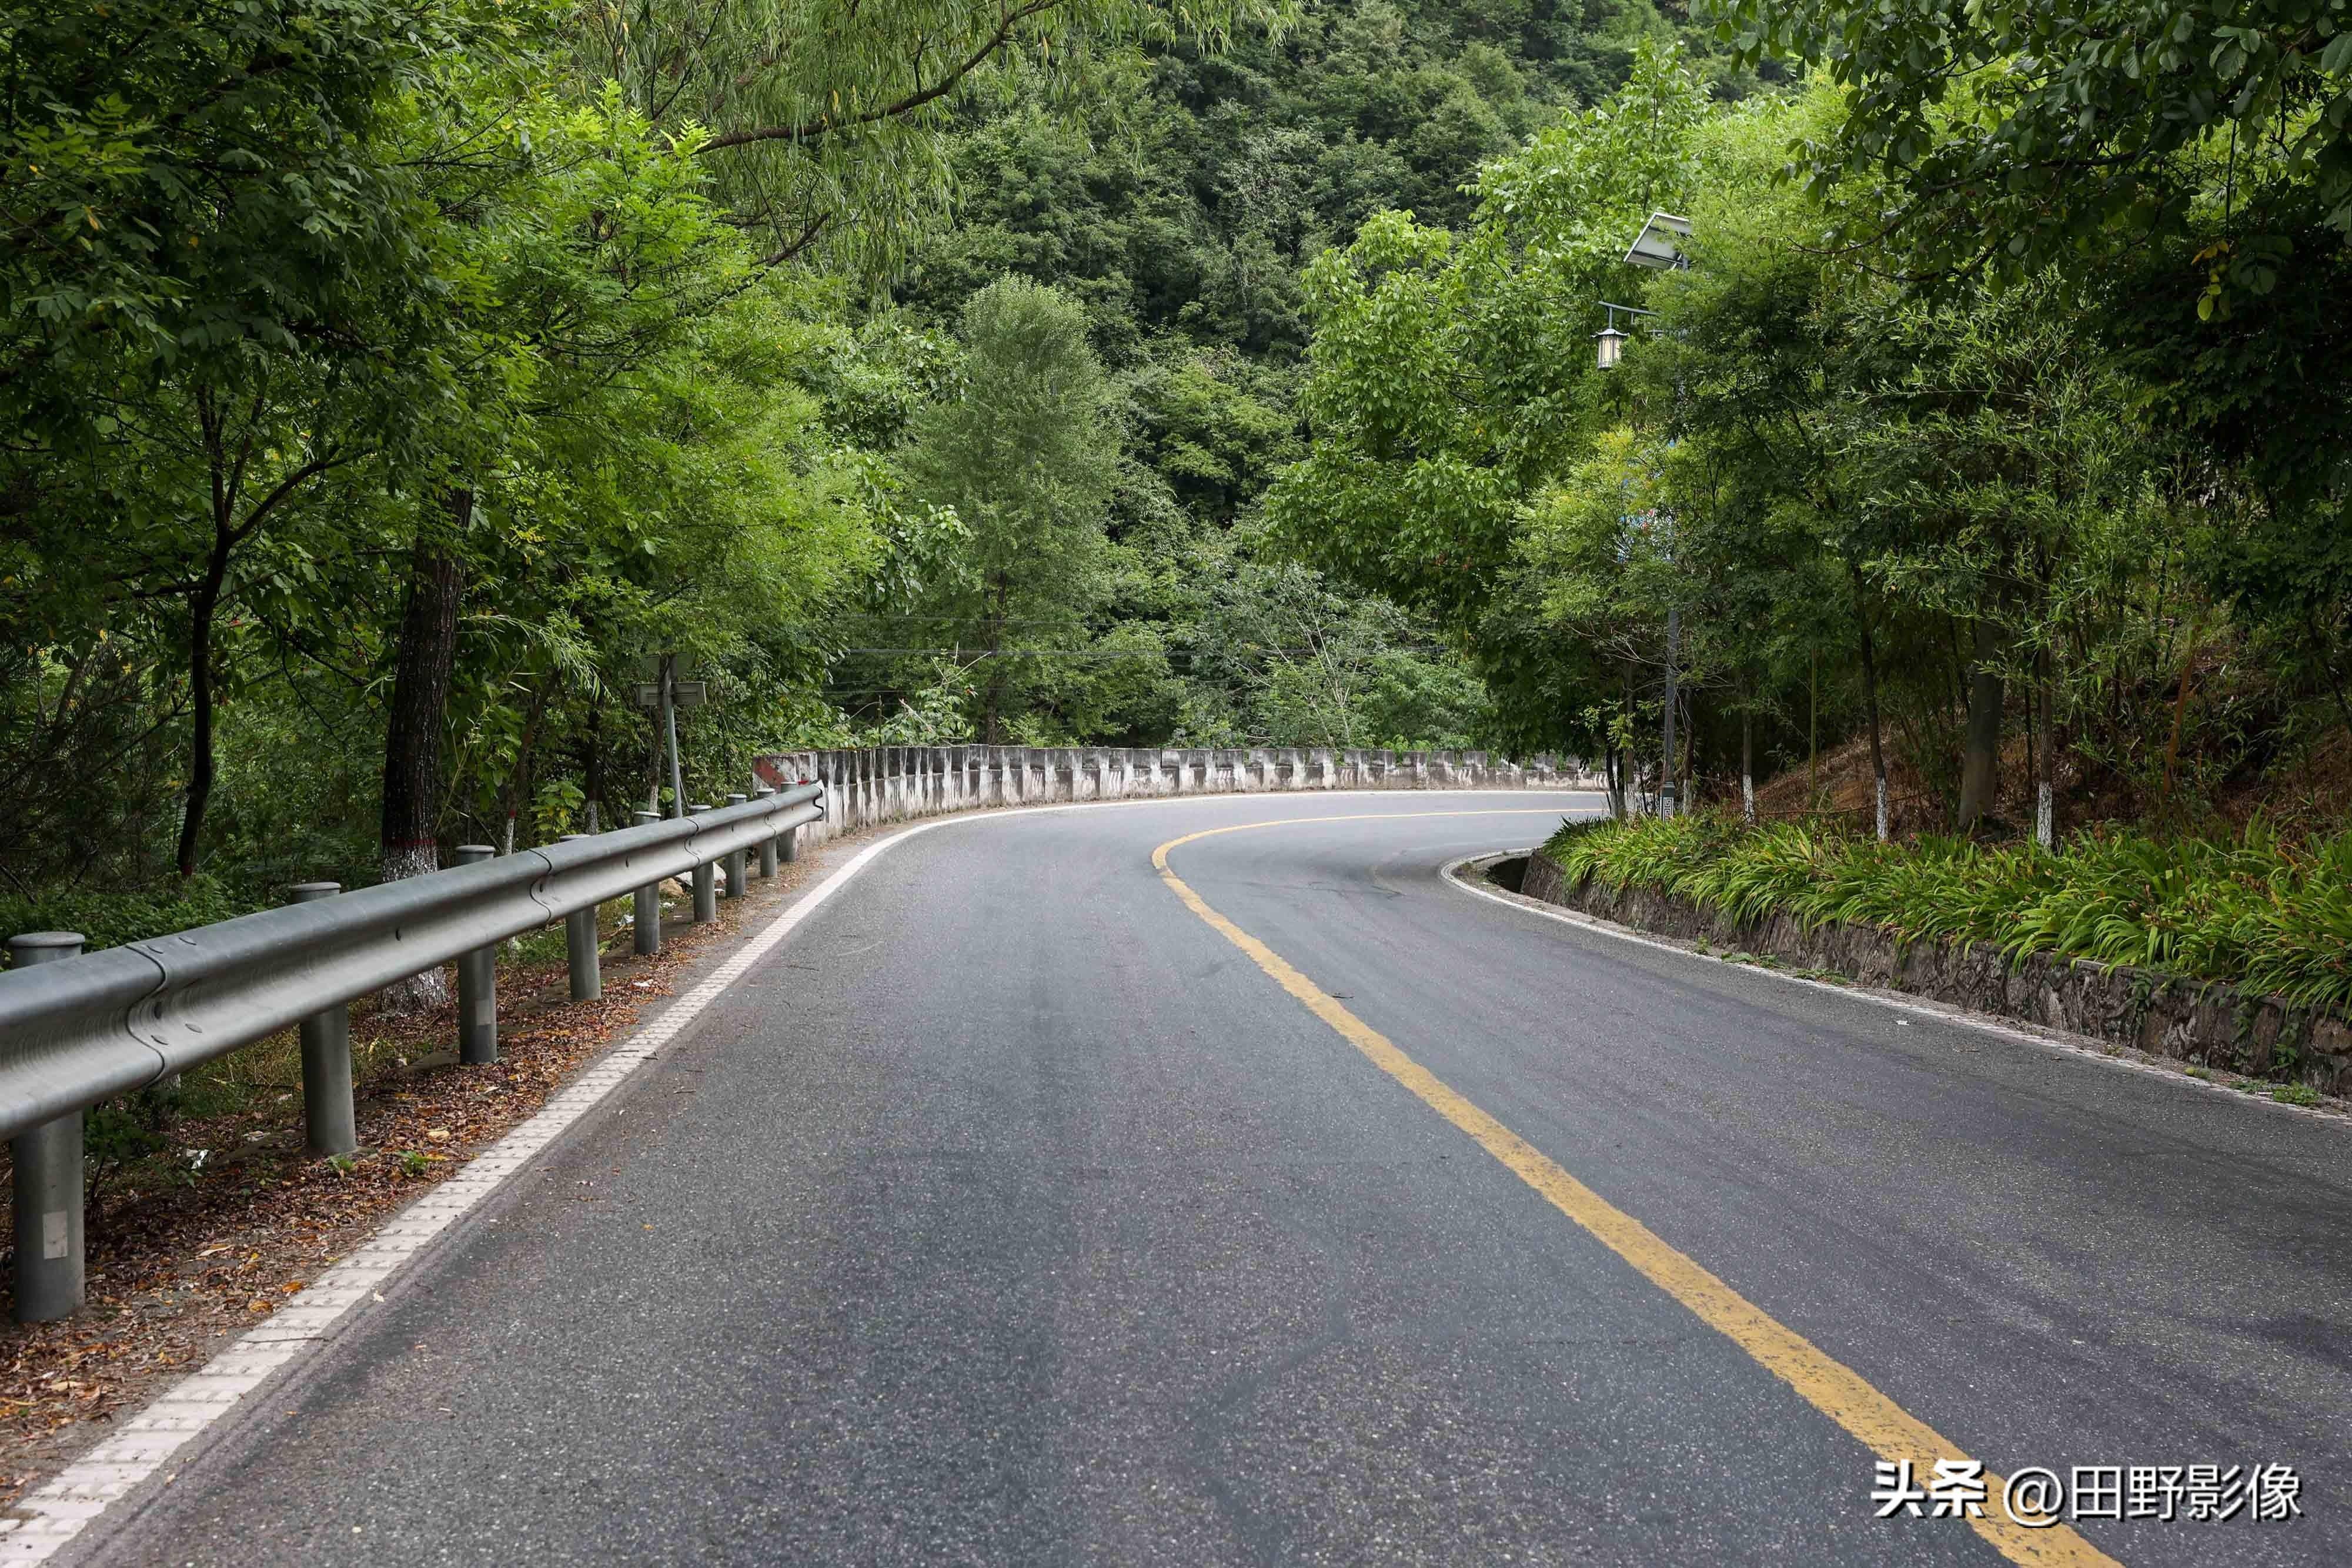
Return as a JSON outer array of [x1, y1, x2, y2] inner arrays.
[[0, 848, 823, 1513]]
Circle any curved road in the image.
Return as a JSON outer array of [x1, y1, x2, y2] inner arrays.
[[76, 793, 2352, 1566]]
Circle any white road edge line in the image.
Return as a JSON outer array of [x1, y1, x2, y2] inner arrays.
[[2, 788, 1597, 1562], [1439, 848, 2352, 1125]]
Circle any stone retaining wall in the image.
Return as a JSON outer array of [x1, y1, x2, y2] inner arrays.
[[1518, 852, 2352, 1095]]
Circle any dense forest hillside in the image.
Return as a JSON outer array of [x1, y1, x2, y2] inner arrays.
[[2, 0, 1728, 913], [9, 0, 2348, 936], [830, 1, 1746, 753]]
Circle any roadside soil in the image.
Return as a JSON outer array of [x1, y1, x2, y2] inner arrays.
[[0, 848, 834, 1510]]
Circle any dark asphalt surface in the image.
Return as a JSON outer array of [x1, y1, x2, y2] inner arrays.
[[81, 793, 2352, 1566]]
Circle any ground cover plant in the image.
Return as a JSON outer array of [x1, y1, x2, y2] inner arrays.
[[1541, 814, 2352, 1018]]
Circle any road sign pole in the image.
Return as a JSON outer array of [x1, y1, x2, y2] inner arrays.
[[662, 654, 686, 821]]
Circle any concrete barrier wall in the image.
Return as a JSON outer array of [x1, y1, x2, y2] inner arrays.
[[751, 745, 1603, 849]]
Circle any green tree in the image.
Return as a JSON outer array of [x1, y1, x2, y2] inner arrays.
[[901, 277, 1123, 740]]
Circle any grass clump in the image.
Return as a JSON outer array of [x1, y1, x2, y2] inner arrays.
[[1543, 813, 2352, 1018]]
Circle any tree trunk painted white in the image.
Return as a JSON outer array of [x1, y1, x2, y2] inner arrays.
[[375, 844, 450, 1012]]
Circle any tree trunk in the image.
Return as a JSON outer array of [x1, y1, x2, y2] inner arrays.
[[498, 674, 554, 853], [980, 577, 1010, 744], [1807, 647, 1818, 806], [1659, 606, 1680, 817], [173, 536, 233, 880], [1622, 662, 1640, 815], [2159, 627, 2196, 814], [582, 702, 604, 831], [1678, 689, 1692, 814], [376, 493, 469, 1011], [1740, 693, 1755, 826], [2036, 643, 2056, 850], [1955, 617, 2006, 834], [1852, 567, 1889, 842]]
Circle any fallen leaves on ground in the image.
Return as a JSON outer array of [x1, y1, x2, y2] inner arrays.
[[0, 854, 821, 1507]]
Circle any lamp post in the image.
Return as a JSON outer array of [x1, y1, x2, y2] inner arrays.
[[1595, 212, 1693, 816], [1593, 302, 1654, 370]]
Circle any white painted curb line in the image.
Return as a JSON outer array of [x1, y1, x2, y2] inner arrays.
[[3, 788, 1596, 1560], [1439, 850, 2352, 1125]]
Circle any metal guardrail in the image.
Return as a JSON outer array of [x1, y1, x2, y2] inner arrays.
[[0, 783, 822, 1320]]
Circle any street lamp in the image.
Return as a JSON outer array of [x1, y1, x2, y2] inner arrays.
[[1595, 212, 1693, 814], [1592, 301, 1657, 370]]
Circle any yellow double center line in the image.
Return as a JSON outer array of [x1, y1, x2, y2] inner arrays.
[[1154, 813, 2120, 1568]]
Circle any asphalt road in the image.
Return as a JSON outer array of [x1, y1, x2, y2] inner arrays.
[[79, 793, 2352, 1566]]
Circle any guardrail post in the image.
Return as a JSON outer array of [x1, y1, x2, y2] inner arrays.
[[558, 835, 602, 1002], [754, 787, 779, 877], [690, 804, 718, 923], [8, 932, 86, 1321], [632, 810, 663, 955], [453, 844, 499, 1064], [285, 885, 357, 1157], [724, 793, 749, 898]]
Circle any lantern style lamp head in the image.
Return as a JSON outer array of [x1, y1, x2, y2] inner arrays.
[[1594, 325, 1627, 370]]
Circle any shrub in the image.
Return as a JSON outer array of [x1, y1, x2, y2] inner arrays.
[[0, 877, 268, 960], [1541, 814, 2352, 1017]]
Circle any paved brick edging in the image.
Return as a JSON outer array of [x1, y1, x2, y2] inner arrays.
[[1516, 851, 2352, 1096]]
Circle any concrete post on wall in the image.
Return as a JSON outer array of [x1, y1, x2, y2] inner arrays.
[[454, 845, 499, 1064], [689, 805, 719, 923], [9, 932, 86, 1321], [285, 885, 358, 1158], [806, 757, 830, 847], [633, 810, 664, 954]]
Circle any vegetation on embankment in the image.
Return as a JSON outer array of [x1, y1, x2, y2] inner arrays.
[[1540, 815, 2352, 1019]]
